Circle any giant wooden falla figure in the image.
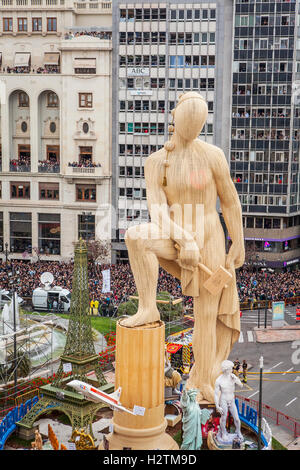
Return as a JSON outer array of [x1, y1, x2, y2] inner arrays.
[[121, 91, 245, 403]]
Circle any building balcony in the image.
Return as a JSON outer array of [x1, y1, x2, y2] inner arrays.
[[10, 161, 31, 172], [68, 165, 103, 176], [38, 161, 60, 173]]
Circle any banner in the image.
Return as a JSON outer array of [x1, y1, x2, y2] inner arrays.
[[272, 301, 285, 327], [102, 269, 111, 293]]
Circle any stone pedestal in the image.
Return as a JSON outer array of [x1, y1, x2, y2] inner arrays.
[[100, 320, 178, 450]]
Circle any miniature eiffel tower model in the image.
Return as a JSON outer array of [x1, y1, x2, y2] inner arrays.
[[52, 237, 106, 387], [17, 239, 112, 440]]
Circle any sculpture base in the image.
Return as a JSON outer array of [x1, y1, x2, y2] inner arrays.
[[99, 320, 178, 451], [207, 431, 245, 451], [99, 421, 179, 450]]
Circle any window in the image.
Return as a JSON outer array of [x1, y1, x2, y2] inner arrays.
[[47, 145, 59, 162], [32, 17, 42, 32], [79, 146, 93, 165], [47, 18, 57, 32], [3, 18, 12, 32], [18, 92, 29, 107], [39, 183, 59, 200], [78, 214, 95, 241], [38, 213, 60, 255], [76, 185, 96, 202], [79, 93, 93, 108], [18, 18, 27, 32], [47, 92, 59, 107], [10, 212, 32, 253], [10, 182, 30, 199]]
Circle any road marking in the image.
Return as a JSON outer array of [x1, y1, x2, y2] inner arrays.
[[248, 390, 259, 398], [238, 332, 244, 343], [282, 367, 293, 376], [247, 331, 254, 342], [285, 397, 298, 407], [270, 362, 283, 370]]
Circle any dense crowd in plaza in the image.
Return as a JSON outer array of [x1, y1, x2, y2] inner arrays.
[[0, 260, 299, 311]]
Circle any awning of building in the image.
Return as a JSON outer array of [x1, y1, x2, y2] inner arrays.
[[44, 52, 60, 65], [14, 52, 31, 67], [73, 58, 96, 69]]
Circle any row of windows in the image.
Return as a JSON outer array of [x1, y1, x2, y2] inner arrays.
[[10, 91, 91, 108], [119, 99, 214, 113], [120, 31, 215, 45], [119, 166, 145, 177], [120, 8, 216, 22], [235, 13, 295, 27], [232, 172, 290, 184], [232, 128, 293, 139], [119, 122, 165, 135], [169, 78, 215, 90], [119, 53, 216, 69], [231, 150, 298, 162], [244, 238, 300, 254], [2, 17, 57, 33], [232, 106, 291, 117], [0, 213, 98, 254], [119, 187, 146, 199], [119, 144, 161, 156], [244, 214, 299, 231], [119, 121, 214, 136], [240, 194, 287, 205], [233, 61, 293, 73], [5, 183, 97, 202], [234, 37, 293, 49], [119, 209, 148, 222], [233, 83, 291, 94]]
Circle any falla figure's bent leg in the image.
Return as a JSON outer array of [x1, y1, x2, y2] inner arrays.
[[186, 291, 221, 403], [120, 223, 178, 328]]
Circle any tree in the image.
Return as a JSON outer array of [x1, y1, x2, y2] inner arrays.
[[86, 239, 111, 265]]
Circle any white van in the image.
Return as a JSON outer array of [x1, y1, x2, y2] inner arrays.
[[32, 286, 71, 313]]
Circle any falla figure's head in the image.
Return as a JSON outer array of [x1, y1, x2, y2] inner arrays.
[[173, 92, 208, 142]]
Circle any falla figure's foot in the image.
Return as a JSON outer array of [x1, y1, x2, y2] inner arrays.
[[120, 308, 161, 328]]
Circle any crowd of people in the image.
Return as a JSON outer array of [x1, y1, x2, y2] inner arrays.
[[64, 31, 112, 40], [3, 65, 60, 74], [68, 161, 102, 168], [9, 157, 31, 172], [0, 259, 299, 312], [38, 160, 60, 173]]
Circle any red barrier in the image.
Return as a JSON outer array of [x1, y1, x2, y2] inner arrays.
[[236, 395, 300, 438]]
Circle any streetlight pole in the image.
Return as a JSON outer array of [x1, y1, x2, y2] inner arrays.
[[258, 356, 264, 450]]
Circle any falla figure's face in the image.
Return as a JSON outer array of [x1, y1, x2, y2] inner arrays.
[[173, 93, 208, 142]]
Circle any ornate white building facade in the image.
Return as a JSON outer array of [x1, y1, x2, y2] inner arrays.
[[0, 0, 112, 261]]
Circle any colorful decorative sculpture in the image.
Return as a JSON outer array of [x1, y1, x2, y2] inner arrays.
[[180, 388, 212, 450]]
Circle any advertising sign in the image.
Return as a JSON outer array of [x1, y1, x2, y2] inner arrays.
[[127, 67, 150, 76], [272, 301, 285, 327]]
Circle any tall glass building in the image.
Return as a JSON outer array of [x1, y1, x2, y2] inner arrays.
[[111, 0, 233, 262], [230, 0, 300, 270]]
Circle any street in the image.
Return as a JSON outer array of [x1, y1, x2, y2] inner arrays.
[[229, 306, 300, 422]]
